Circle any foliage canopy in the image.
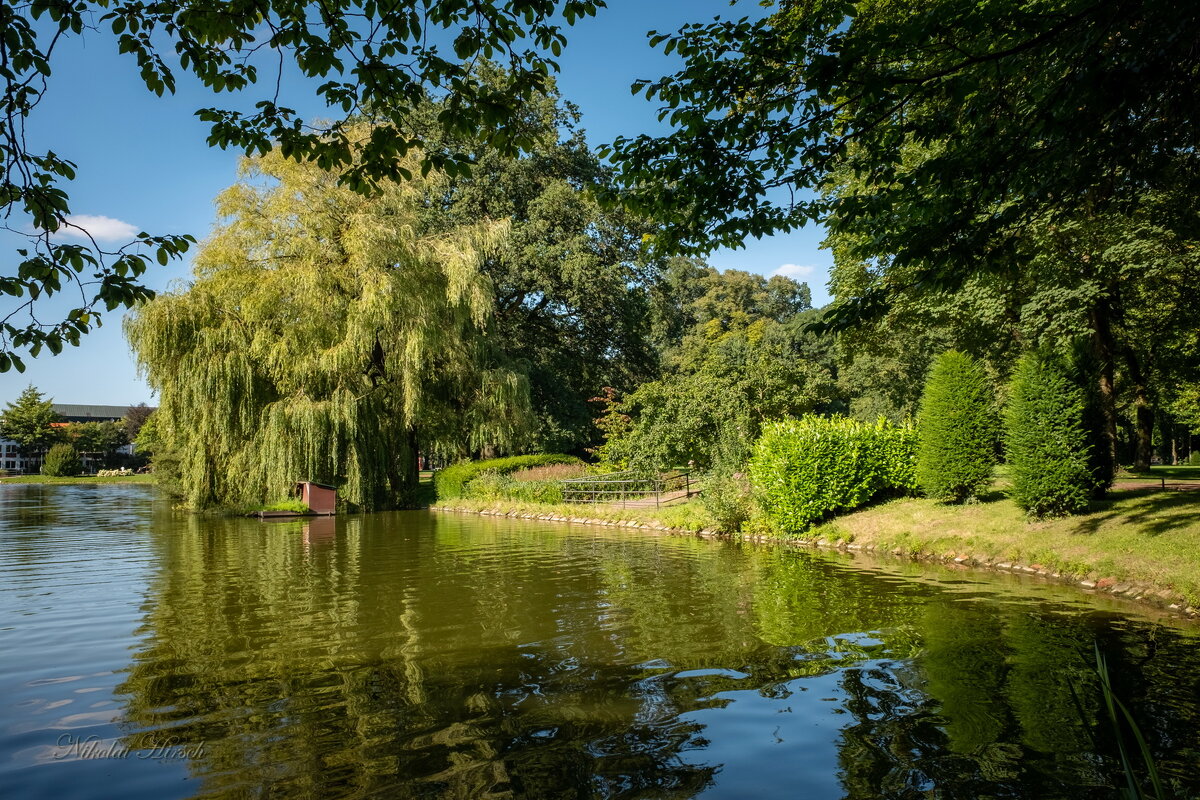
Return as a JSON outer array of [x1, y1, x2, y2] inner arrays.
[[1, 0, 603, 369], [595, 264, 836, 471], [610, 0, 1200, 323], [0, 385, 60, 458], [417, 72, 661, 452], [126, 134, 529, 510]]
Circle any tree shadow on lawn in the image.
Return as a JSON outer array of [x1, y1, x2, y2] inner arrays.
[[840, 487, 1009, 521], [974, 487, 1009, 504], [1070, 488, 1200, 538]]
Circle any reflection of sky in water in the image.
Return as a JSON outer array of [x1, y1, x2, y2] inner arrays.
[[0, 483, 1198, 799], [681, 669, 848, 798]]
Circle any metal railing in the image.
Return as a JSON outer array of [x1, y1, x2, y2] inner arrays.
[[560, 470, 692, 508]]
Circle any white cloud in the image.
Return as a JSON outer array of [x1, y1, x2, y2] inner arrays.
[[57, 214, 140, 243], [771, 263, 818, 280]]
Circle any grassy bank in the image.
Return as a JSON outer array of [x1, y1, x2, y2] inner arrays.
[[433, 496, 719, 533], [809, 487, 1200, 607], [0, 474, 156, 485]]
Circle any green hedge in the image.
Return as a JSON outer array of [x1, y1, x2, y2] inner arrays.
[[434, 454, 581, 500], [749, 416, 917, 533], [1005, 350, 1095, 517], [916, 350, 998, 502]]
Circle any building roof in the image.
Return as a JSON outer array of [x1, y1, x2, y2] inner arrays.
[[51, 404, 154, 422]]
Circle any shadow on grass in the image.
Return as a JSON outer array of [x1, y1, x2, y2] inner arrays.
[[1071, 488, 1200, 538], [836, 486, 1010, 521], [974, 487, 1010, 504], [1122, 464, 1200, 481]]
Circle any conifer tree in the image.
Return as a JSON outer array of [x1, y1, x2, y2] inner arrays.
[[916, 351, 997, 502], [1006, 350, 1095, 517], [0, 386, 60, 463]]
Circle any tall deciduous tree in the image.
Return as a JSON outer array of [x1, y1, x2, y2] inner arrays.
[[2, 0, 605, 370], [596, 268, 838, 471], [126, 132, 530, 510], [417, 73, 661, 452], [123, 403, 154, 440], [0, 385, 60, 460], [610, 0, 1200, 469], [825, 148, 1200, 472], [65, 421, 129, 463], [611, 1, 1200, 269]]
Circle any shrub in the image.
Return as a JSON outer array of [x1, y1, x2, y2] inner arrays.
[[1189, 451, 1200, 466], [42, 443, 82, 477], [463, 472, 566, 504], [434, 454, 582, 500], [1005, 350, 1096, 517], [916, 350, 997, 502], [509, 462, 587, 482], [700, 472, 752, 533], [749, 416, 917, 533]]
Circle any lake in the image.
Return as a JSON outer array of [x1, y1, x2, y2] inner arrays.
[[1, 483, 1198, 798]]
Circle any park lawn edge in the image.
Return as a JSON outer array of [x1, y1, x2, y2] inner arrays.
[[433, 488, 1200, 618], [0, 474, 156, 485]]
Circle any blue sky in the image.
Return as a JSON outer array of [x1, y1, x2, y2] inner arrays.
[[2, 0, 831, 407]]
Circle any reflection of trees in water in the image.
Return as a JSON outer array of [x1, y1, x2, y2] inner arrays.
[[116, 513, 720, 798], [113, 511, 1200, 798], [832, 609, 1200, 798]]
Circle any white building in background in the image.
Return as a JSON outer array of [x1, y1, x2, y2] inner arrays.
[[1, 404, 149, 473]]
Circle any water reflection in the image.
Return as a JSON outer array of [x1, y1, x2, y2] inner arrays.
[[1, 487, 1199, 799]]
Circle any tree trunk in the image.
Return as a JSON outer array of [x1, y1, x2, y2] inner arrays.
[[1089, 302, 1120, 477], [403, 428, 420, 491], [1134, 397, 1154, 471], [1123, 346, 1154, 471]]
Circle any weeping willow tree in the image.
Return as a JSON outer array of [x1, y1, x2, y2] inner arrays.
[[126, 131, 531, 510]]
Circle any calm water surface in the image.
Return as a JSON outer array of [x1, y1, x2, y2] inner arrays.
[[1, 484, 1199, 799]]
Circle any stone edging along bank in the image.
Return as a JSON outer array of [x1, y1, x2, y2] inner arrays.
[[430, 504, 1200, 621]]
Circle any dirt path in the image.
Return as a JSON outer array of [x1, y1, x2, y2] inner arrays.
[[1112, 478, 1200, 492]]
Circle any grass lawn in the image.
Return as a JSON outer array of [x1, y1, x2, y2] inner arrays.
[[0, 473, 156, 485], [810, 486, 1200, 605], [1121, 464, 1200, 482]]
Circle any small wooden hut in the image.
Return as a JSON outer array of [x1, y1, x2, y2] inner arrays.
[[296, 481, 337, 515]]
